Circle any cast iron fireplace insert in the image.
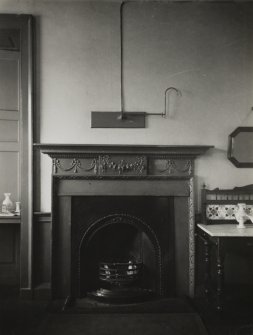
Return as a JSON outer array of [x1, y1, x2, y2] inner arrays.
[[71, 196, 175, 302]]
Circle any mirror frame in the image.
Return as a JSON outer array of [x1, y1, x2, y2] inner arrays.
[[228, 127, 253, 168]]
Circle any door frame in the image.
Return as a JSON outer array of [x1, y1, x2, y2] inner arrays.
[[0, 14, 34, 297]]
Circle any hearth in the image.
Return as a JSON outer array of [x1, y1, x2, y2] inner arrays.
[[38, 144, 213, 302]]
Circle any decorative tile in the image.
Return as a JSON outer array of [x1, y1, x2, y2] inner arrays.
[[206, 204, 253, 220]]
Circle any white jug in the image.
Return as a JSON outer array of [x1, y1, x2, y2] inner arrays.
[[2, 193, 13, 213]]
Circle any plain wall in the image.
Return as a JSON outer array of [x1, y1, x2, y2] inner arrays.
[[0, 0, 252, 211]]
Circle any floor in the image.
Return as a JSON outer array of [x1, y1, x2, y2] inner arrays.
[[193, 297, 253, 335], [0, 288, 253, 335]]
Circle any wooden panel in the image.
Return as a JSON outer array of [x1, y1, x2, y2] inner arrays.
[[0, 120, 19, 142], [0, 227, 16, 262], [91, 111, 145, 128], [0, 225, 20, 285], [0, 142, 19, 152], [0, 29, 20, 50], [0, 110, 19, 120], [33, 211, 52, 298], [53, 197, 72, 298], [0, 54, 19, 111], [33, 213, 51, 286], [0, 151, 19, 201], [174, 197, 189, 296], [58, 179, 189, 197]]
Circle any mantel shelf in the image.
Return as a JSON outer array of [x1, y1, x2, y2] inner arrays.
[[34, 143, 214, 158]]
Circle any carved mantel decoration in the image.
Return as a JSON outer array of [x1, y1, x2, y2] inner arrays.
[[52, 155, 146, 175], [35, 144, 213, 299], [36, 144, 211, 177]]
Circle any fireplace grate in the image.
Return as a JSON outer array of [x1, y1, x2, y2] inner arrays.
[[99, 260, 142, 286]]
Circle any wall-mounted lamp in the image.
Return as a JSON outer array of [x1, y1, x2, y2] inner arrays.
[[145, 87, 182, 119], [91, 2, 182, 128]]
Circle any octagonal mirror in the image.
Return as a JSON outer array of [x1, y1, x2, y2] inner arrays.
[[228, 127, 253, 167]]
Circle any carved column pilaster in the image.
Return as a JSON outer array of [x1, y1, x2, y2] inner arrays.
[[188, 177, 195, 297]]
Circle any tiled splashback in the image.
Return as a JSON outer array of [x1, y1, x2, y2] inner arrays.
[[206, 204, 253, 221]]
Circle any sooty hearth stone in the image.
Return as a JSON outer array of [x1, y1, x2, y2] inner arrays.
[[88, 287, 154, 304], [48, 297, 195, 314], [37, 313, 208, 335]]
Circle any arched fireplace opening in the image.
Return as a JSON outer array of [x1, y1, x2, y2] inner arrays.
[[79, 214, 160, 302], [70, 196, 175, 303]]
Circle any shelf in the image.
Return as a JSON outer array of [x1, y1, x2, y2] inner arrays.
[[0, 216, 21, 224]]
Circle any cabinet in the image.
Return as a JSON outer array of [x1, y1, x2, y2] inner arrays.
[[197, 223, 253, 312], [0, 217, 20, 285]]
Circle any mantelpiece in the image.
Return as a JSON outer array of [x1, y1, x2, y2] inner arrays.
[[35, 144, 212, 177], [34, 144, 213, 300]]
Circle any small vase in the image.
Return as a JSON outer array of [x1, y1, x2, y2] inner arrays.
[[15, 202, 21, 215], [2, 193, 13, 213], [235, 203, 246, 229]]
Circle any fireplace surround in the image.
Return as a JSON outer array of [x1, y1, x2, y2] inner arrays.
[[38, 144, 212, 301]]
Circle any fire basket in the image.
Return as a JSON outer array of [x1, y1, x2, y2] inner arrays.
[[88, 258, 153, 303], [99, 260, 142, 287]]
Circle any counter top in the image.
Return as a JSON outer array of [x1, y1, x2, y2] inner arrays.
[[197, 223, 253, 237]]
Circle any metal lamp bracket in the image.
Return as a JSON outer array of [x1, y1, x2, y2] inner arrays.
[[91, 2, 182, 128]]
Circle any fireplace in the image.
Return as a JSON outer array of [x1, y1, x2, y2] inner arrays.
[[71, 196, 174, 301], [39, 144, 212, 302]]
